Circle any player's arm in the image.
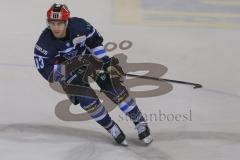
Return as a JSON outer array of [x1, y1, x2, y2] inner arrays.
[[83, 20, 125, 77], [83, 20, 109, 61], [34, 44, 64, 82]]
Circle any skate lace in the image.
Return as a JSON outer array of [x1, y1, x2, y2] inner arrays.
[[109, 125, 121, 138], [135, 122, 147, 134]]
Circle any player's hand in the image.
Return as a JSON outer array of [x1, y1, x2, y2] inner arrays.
[[103, 57, 125, 78]]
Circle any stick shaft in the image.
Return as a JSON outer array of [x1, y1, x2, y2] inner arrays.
[[125, 73, 202, 88]]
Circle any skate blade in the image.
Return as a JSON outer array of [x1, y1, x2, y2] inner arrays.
[[142, 135, 153, 144], [120, 139, 128, 146]]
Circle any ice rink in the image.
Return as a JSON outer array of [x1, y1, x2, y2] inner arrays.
[[0, 0, 240, 160]]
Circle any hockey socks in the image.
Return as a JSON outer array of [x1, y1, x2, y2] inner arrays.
[[118, 97, 145, 125], [118, 97, 153, 144]]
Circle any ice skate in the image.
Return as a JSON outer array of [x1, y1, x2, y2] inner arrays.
[[108, 124, 128, 146], [135, 122, 153, 144]]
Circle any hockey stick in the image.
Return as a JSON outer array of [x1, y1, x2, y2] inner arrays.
[[61, 55, 202, 89], [125, 73, 202, 89]]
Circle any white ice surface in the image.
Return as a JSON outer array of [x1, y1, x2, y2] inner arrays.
[[0, 0, 240, 160]]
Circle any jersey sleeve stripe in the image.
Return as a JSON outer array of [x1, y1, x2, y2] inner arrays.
[[90, 46, 108, 58], [95, 49, 106, 55], [87, 28, 96, 39], [90, 46, 105, 53]]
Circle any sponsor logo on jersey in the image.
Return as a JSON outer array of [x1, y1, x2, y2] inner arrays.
[[35, 44, 48, 55]]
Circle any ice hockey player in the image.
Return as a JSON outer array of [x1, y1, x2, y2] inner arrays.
[[34, 3, 153, 146]]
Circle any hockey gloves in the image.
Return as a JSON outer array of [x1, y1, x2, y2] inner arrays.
[[102, 56, 125, 79]]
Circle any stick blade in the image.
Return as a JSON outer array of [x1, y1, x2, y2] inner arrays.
[[193, 84, 202, 89]]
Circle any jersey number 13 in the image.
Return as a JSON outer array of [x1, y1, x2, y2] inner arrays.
[[34, 56, 45, 69]]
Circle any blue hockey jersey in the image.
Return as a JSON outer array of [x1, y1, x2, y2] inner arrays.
[[34, 17, 108, 81]]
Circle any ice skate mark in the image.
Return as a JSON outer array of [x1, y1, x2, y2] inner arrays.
[[2, 124, 240, 159], [0, 123, 111, 141]]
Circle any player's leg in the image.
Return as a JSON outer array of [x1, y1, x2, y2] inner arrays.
[[96, 72, 153, 144], [77, 96, 127, 145], [63, 72, 127, 145]]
